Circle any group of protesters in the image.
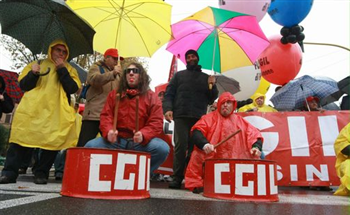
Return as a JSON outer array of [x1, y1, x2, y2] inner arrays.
[[0, 40, 349, 196]]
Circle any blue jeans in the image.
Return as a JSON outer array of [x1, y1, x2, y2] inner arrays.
[[85, 137, 169, 174]]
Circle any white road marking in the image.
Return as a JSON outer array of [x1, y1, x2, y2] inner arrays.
[[0, 190, 60, 210], [0, 182, 349, 208]]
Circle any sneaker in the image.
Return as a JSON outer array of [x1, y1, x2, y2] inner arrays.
[[0, 176, 16, 184], [164, 175, 174, 182], [150, 173, 165, 182], [34, 177, 48, 185]]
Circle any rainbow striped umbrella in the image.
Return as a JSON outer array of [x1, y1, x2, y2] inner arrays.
[[166, 7, 269, 73]]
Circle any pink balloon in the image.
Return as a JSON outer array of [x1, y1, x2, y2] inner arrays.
[[219, 0, 271, 22], [259, 35, 303, 85]]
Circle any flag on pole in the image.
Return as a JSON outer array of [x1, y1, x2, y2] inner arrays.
[[167, 55, 178, 82]]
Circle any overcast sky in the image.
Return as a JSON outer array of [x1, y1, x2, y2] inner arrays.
[[147, 0, 350, 103], [1, 0, 349, 103]]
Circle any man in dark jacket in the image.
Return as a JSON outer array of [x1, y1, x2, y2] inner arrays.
[[162, 49, 219, 189], [0, 76, 14, 119]]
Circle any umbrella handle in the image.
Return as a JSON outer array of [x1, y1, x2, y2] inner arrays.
[[209, 83, 213, 90], [135, 96, 139, 132], [113, 93, 121, 131]]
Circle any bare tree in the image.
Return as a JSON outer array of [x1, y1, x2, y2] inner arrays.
[[0, 35, 148, 72], [0, 35, 38, 70]]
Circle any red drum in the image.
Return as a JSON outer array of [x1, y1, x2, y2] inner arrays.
[[61, 148, 151, 200], [203, 159, 279, 202]]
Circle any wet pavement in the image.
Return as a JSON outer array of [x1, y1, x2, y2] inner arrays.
[[0, 171, 349, 215]]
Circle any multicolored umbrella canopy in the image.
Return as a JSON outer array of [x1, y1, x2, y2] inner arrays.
[[0, 0, 95, 61], [67, 0, 172, 57], [167, 7, 270, 73], [166, 6, 270, 73], [0, 70, 23, 104]]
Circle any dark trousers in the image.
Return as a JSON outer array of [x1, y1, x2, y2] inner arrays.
[[77, 120, 101, 147], [19, 149, 34, 170], [54, 149, 66, 176], [1, 143, 58, 180], [173, 118, 199, 181]]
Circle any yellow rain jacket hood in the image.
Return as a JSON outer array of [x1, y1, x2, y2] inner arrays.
[[10, 40, 81, 150], [238, 93, 277, 112], [333, 123, 350, 196]]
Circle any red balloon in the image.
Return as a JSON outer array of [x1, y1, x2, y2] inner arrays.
[[259, 35, 303, 85]]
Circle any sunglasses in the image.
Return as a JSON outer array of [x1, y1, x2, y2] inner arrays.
[[125, 68, 140, 74]]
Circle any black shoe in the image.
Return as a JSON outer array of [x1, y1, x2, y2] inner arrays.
[[55, 173, 63, 181], [0, 176, 16, 184], [317, 186, 333, 191], [168, 179, 182, 189], [192, 187, 204, 194], [34, 177, 48, 185], [18, 168, 27, 174]]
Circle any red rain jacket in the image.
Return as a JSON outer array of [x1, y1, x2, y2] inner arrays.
[[185, 92, 263, 190], [100, 89, 163, 145]]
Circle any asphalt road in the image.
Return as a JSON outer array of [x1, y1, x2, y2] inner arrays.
[[0, 172, 349, 215]]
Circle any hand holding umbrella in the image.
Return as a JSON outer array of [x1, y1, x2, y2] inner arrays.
[[31, 63, 41, 76], [208, 75, 216, 90], [106, 93, 121, 143]]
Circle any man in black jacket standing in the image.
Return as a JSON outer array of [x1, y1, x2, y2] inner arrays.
[[163, 49, 218, 189]]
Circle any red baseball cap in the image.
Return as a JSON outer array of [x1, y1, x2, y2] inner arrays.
[[104, 48, 124, 60], [306, 96, 319, 103]]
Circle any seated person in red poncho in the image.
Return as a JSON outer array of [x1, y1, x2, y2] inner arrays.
[[185, 92, 264, 193]]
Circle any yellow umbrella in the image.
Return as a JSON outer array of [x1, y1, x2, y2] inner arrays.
[[67, 0, 172, 57]]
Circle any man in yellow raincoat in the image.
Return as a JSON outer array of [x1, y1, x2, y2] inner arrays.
[[0, 40, 81, 185], [238, 93, 277, 112], [334, 123, 350, 196]]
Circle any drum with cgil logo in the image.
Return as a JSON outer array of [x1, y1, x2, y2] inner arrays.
[[203, 159, 279, 202], [61, 148, 151, 200]]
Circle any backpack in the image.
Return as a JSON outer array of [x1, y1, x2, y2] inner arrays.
[[80, 65, 104, 99]]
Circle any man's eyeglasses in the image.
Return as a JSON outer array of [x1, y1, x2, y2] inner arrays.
[[53, 47, 67, 55], [125, 68, 140, 74]]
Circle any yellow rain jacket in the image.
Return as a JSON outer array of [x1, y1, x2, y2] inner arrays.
[[238, 93, 277, 112], [334, 123, 350, 196], [10, 40, 81, 150]]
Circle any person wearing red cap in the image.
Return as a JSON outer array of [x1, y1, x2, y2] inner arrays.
[[185, 92, 263, 193], [303, 96, 324, 112], [77, 48, 123, 147]]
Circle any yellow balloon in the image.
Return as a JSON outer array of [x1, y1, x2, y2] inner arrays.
[[252, 77, 270, 98]]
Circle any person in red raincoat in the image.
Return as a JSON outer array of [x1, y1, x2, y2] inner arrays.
[[85, 62, 169, 175], [185, 92, 263, 193]]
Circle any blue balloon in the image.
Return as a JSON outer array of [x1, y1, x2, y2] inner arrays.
[[268, 0, 314, 27]]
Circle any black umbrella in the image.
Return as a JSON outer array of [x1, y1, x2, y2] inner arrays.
[[320, 76, 350, 106], [0, 0, 95, 60], [214, 75, 241, 96], [69, 62, 87, 83]]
